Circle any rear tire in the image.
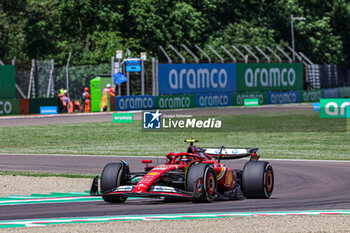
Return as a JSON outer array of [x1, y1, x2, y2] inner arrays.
[[100, 162, 128, 203], [186, 163, 217, 202], [242, 161, 274, 198]]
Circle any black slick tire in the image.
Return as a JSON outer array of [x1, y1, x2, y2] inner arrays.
[[186, 163, 217, 202], [100, 162, 127, 203], [242, 161, 274, 198]]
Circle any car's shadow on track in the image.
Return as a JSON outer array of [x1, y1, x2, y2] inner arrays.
[[93, 196, 281, 206], [94, 198, 194, 206]]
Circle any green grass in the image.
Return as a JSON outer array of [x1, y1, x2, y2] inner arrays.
[[0, 170, 95, 178], [0, 109, 349, 160]]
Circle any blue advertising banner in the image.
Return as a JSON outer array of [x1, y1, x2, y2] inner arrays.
[[40, 106, 57, 114], [115, 95, 156, 110], [158, 63, 236, 95], [313, 103, 320, 112], [267, 91, 300, 104], [322, 88, 339, 98], [195, 93, 233, 108]]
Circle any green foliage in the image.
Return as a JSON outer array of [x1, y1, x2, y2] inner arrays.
[[209, 21, 279, 62], [330, 0, 350, 66], [0, 0, 349, 67], [297, 17, 344, 64]]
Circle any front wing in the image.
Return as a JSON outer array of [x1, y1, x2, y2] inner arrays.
[[100, 185, 194, 199]]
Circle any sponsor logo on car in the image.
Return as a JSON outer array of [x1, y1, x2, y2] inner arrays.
[[116, 186, 133, 192], [149, 186, 176, 193], [148, 172, 159, 176], [231, 149, 239, 154], [225, 170, 233, 186], [154, 186, 163, 192]]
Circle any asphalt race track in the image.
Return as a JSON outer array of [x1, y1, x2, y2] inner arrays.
[[0, 112, 115, 127], [0, 154, 350, 220], [1, 104, 349, 221]]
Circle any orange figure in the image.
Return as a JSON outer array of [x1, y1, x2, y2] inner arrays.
[[73, 101, 82, 112], [61, 90, 70, 113], [82, 87, 91, 112], [108, 85, 115, 97], [68, 100, 82, 113]]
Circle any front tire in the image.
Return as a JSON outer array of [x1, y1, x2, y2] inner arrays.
[[100, 162, 128, 203], [242, 161, 274, 198], [186, 163, 217, 202]]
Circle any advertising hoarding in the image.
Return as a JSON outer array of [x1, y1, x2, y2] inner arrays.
[[115, 95, 156, 111], [236, 63, 303, 92], [195, 93, 232, 108], [0, 65, 16, 98], [156, 95, 195, 109], [158, 63, 236, 95]]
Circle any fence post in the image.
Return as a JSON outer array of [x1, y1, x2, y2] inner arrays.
[[276, 46, 292, 63], [255, 46, 271, 63], [66, 52, 72, 94], [195, 45, 211, 63], [27, 59, 36, 98], [111, 56, 115, 87], [159, 45, 172, 64], [47, 59, 54, 97], [11, 56, 16, 65], [266, 46, 282, 63], [182, 44, 199, 63], [15, 84, 26, 99], [232, 45, 247, 63], [169, 45, 186, 63], [156, 59, 159, 95], [208, 45, 224, 63], [127, 71, 130, 96], [141, 59, 145, 95], [220, 45, 236, 63], [51, 59, 55, 97], [243, 45, 259, 63], [152, 57, 156, 96]]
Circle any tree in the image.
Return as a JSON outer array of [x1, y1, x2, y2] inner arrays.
[[128, 0, 207, 57], [0, 0, 349, 68], [296, 16, 344, 64], [330, 0, 350, 66]]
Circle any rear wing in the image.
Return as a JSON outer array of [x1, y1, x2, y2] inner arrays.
[[204, 147, 260, 161]]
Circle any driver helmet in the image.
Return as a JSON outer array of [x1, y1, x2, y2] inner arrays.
[[181, 155, 191, 163]]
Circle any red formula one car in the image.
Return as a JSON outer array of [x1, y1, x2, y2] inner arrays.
[[90, 140, 274, 203]]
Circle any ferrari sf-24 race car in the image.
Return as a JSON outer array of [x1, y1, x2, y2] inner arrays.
[[90, 140, 274, 203]]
